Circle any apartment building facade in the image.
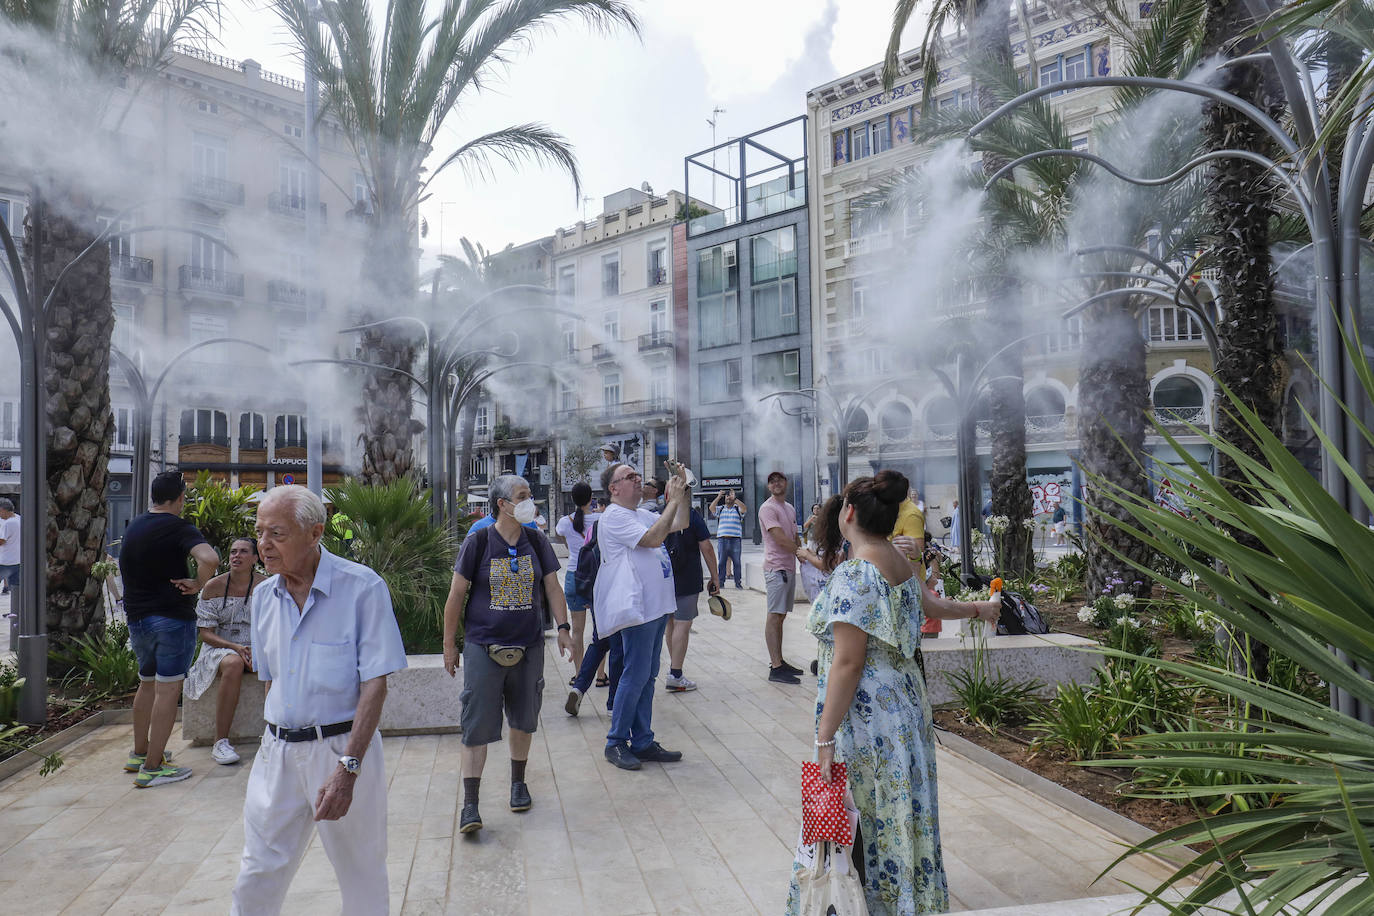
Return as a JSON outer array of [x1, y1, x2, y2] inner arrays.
[[803, 5, 1228, 526], [683, 116, 816, 535], [1, 46, 370, 539], [550, 187, 687, 511]]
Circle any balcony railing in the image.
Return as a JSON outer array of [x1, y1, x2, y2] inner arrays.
[[844, 232, 892, 259], [268, 192, 327, 220], [638, 330, 673, 351], [268, 280, 307, 305], [555, 398, 674, 423], [179, 265, 244, 297], [187, 174, 245, 205], [238, 438, 267, 450], [648, 266, 667, 286], [180, 434, 230, 447], [112, 253, 153, 283], [1152, 406, 1208, 428], [744, 185, 806, 221], [591, 342, 617, 361]]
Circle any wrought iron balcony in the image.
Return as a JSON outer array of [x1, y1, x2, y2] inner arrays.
[[638, 330, 674, 352], [178, 265, 244, 297], [186, 174, 245, 205], [180, 434, 230, 447], [268, 192, 327, 220], [554, 398, 674, 424], [112, 253, 153, 283], [591, 342, 617, 361], [648, 266, 667, 286], [238, 438, 267, 450], [268, 280, 307, 305]]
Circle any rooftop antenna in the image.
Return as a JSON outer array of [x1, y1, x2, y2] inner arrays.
[[580, 194, 593, 221], [707, 105, 726, 209]]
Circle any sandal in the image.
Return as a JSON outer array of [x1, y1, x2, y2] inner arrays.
[[595, 675, 610, 688], [569, 675, 578, 686]]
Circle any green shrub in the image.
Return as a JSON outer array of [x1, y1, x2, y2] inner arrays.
[[1029, 657, 1193, 760], [184, 471, 259, 572], [945, 633, 1044, 729], [52, 620, 140, 699], [323, 477, 465, 654], [0, 661, 22, 724]]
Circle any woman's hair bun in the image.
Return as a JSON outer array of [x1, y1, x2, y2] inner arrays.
[[872, 469, 910, 505]]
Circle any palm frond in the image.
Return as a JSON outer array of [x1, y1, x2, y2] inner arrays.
[[422, 122, 579, 198]]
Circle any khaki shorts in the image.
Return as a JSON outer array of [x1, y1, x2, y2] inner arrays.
[[460, 640, 544, 746], [765, 569, 797, 615]]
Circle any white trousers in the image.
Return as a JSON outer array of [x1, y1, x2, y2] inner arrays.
[[231, 729, 388, 916]]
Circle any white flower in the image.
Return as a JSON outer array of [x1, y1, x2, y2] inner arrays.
[[1179, 572, 1195, 587], [1077, 607, 1096, 623], [1113, 593, 1135, 611], [988, 515, 1011, 534], [1115, 615, 1140, 629], [1023, 518, 1036, 530]]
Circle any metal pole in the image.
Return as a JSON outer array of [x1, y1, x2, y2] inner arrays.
[[954, 353, 978, 587], [304, 0, 323, 497], [17, 193, 47, 725]]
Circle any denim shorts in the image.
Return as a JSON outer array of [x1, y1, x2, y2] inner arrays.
[[564, 569, 590, 614], [128, 615, 198, 682]]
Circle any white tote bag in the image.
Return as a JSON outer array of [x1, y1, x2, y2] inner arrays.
[[590, 551, 643, 639], [793, 841, 869, 916]]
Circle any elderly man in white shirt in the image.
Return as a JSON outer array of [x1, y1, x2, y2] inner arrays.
[[230, 486, 407, 916]]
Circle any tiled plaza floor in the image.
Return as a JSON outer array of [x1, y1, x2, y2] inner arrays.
[[0, 582, 1176, 915]]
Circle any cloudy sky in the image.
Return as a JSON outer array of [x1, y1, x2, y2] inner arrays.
[[217, 0, 919, 261]]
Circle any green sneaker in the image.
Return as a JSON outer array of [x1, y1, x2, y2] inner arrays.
[[124, 749, 173, 773], [134, 762, 192, 788]]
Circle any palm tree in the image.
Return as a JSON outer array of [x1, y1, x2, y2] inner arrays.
[[0, 0, 217, 638], [886, 0, 1035, 576], [273, 0, 638, 485]]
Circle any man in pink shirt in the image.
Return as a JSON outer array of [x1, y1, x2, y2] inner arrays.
[[758, 470, 804, 684]]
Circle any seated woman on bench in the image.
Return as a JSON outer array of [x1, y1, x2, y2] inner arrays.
[[184, 537, 266, 765]]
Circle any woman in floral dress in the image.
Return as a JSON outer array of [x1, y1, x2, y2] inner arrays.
[[787, 472, 1000, 916]]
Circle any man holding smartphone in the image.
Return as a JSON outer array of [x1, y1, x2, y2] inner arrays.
[[759, 471, 803, 684]]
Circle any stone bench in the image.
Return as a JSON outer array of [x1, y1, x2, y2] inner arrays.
[[182, 654, 462, 747]]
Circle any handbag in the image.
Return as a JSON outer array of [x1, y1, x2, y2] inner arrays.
[[793, 841, 869, 916], [801, 761, 857, 845]]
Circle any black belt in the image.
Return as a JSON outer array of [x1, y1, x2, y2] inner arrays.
[[266, 720, 354, 742]]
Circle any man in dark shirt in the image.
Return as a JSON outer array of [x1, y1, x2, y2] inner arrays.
[[663, 508, 719, 692], [441, 474, 573, 834], [120, 471, 218, 787]]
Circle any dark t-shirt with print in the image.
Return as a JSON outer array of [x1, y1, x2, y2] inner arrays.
[[455, 524, 560, 648], [665, 509, 712, 598], [120, 511, 209, 622]]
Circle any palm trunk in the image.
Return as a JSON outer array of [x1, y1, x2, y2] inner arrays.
[[358, 215, 420, 485], [30, 193, 114, 639], [973, 0, 1033, 578], [1203, 0, 1286, 680], [1079, 302, 1153, 597]]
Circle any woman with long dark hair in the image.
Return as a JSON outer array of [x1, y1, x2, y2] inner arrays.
[[555, 482, 600, 675], [786, 471, 1001, 915]]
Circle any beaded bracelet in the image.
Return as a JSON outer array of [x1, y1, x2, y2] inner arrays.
[[815, 738, 836, 748]]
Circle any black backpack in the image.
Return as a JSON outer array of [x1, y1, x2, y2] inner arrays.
[[573, 521, 600, 601], [996, 590, 1050, 636]]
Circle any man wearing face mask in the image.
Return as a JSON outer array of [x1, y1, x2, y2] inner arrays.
[[442, 475, 573, 835]]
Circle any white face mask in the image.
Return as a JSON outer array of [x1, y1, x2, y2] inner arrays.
[[511, 498, 538, 525]]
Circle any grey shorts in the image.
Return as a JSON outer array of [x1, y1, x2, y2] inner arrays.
[[765, 569, 797, 615], [673, 593, 699, 621], [459, 640, 545, 746]]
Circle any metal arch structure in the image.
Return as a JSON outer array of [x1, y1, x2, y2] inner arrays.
[[968, 12, 1372, 719], [111, 338, 273, 516]]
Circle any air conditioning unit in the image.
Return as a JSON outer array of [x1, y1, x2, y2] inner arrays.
[[722, 247, 737, 268]]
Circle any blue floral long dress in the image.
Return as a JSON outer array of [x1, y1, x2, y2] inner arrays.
[[785, 559, 949, 916]]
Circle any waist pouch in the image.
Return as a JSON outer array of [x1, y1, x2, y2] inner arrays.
[[486, 645, 526, 667]]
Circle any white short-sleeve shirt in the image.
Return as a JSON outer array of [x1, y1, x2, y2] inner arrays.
[[593, 504, 674, 628], [250, 547, 408, 729], [0, 515, 20, 566]]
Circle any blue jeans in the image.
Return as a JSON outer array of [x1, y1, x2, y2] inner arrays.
[[607, 613, 669, 753], [0, 564, 18, 590], [717, 537, 742, 586], [572, 608, 624, 698], [128, 615, 197, 681]]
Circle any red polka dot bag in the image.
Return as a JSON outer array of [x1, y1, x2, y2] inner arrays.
[[800, 761, 856, 846]]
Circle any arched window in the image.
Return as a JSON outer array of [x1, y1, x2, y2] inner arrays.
[[239, 412, 265, 450], [924, 397, 957, 439], [1152, 376, 1205, 424], [275, 413, 307, 449], [1025, 387, 1067, 434], [880, 402, 913, 441], [179, 408, 228, 446], [844, 408, 870, 444]]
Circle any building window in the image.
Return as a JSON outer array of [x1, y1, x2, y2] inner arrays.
[[647, 242, 667, 286], [754, 349, 800, 391], [650, 366, 669, 406], [1063, 50, 1088, 83], [1070, 135, 1089, 152], [649, 299, 668, 335], [239, 412, 265, 449], [557, 265, 575, 300], [602, 309, 620, 342], [560, 382, 577, 412], [603, 372, 621, 407], [1046, 316, 1082, 352], [278, 158, 306, 211], [180, 408, 229, 445], [352, 171, 371, 214], [113, 303, 135, 355], [1152, 376, 1206, 424], [187, 312, 229, 361], [752, 227, 798, 339], [870, 115, 891, 155], [1040, 60, 1063, 92], [0, 400, 14, 445], [1146, 305, 1206, 342], [192, 131, 227, 180], [113, 406, 134, 449], [699, 417, 743, 478], [849, 201, 887, 239], [475, 405, 489, 436], [601, 253, 620, 297], [561, 320, 576, 355], [284, 122, 302, 139], [851, 121, 871, 160], [700, 359, 742, 403], [697, 242, 740, 348], [858, 348, 892, 377], [197, 99, 220, 115], [189, 221, 226, 276], [470, 454, 489, 480], [852, 278, 868, 321], [275, 414, 306, 449]]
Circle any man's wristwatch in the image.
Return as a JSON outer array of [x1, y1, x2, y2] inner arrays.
[[557, 622, 571, 632], [338, 755, 361, 775]]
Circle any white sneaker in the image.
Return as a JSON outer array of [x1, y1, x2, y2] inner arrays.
[[664, 675, 698, 693], [211, 738, 240, 765]]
